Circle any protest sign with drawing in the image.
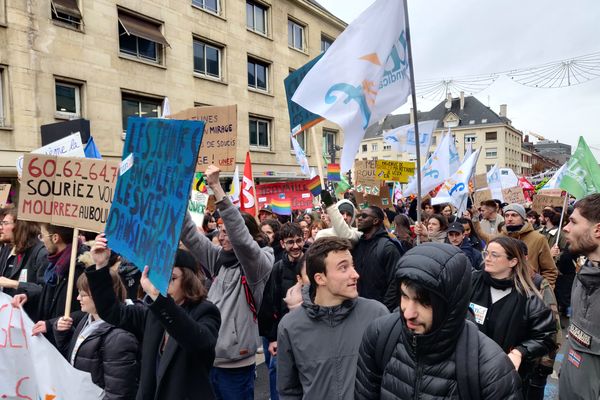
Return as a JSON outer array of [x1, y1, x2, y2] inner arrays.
[[169, 105, 237, 172], [256, 180, 314, 210], [105, 117, 205, 295]]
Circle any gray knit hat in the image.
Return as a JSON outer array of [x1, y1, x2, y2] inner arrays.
[[503, 203, 526, 221]]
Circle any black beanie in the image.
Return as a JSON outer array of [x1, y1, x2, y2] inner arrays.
[[174, 249, 199, 272]]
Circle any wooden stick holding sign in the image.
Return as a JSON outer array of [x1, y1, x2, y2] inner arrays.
[[309, 126, 325, 189], [64, 227, 79, 318]]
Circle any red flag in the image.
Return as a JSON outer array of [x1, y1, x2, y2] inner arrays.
[[241, 152, 256, 216]]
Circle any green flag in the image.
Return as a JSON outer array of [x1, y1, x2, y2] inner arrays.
[[335, 175, 351, 195], [559, 136, 600, 199]]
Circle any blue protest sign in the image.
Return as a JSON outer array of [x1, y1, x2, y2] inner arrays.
[[284, 53, 324, 134], [105, 117, 205, 295]]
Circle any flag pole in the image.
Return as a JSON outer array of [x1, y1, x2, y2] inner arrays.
[[309, 126, 326, 189], [554, 193, 569, 245], [403, 0, 422, 242]]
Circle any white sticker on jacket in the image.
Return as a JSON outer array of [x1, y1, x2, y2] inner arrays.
[[469, 302, 488, 325], [18, 269, 27, 283]]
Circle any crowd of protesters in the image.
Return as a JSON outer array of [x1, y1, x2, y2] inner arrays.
[[1, 166, 599, 399]]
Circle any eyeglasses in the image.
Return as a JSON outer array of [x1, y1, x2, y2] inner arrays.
[[37, 233, 53, 240], [0, 221, 14, 226], [482, 250, 509, 260], [284, 238, 304, 247]]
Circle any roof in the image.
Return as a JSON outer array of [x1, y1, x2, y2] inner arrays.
[[303, 0, 347, 26]]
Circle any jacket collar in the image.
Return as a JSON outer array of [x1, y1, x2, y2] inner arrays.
[[301, 285, 357, 327]]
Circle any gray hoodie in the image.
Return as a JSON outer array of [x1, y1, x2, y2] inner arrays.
[[180, 197, 274, 368], [277, 287, 388, 399], [315, 199, 362, 243]]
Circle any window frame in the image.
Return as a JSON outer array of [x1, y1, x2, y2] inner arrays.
[[246, 1, 268, 35], [362, 144, 368, 153], [0, 67, 5, 127], [247, 57, 269, 92], [51, 0, 83, 30], [121, 93, 163, 131], [464, 134, 477, 144], [54, 80, 82, 120], [485, 131, 497, 141], [290, 130, 306, 152], [323, 128, 337, 156], [249, 116, 271, 149], [191, 0, 220, 15], [321, 34, 333, 52], [193, 38, 222, 79], [485, 147, 498, 158], [117, 10, 167, 65], [383, 144, 392, 151], [288, 19, 305, 51]]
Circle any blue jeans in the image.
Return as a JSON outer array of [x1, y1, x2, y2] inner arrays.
[[262, 337, 279, 400], [210, 365, 256, 400]]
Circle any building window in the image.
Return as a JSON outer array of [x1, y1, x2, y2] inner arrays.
[[362, 144, 367, 152], [51, 0, 82, 29], [481, 118, 487, 123], [291, 131, 306, 151], [0, 67, 5, 127], [249, 117, 270, 149], [118, 10, 168, 64], [485, 148, 497, 158], [246, 1, 267, 35], [383, 144, 392, 151], [321, 35, 333, 52], [55, 81, 81, 119], [288, 19, 305, 51], [486, 164, 494, 172], [464, 134, 477, 144], [372, 143, 378, 151], [193, 39, 221, 78], [192, 0, 219, 14], [248, 57, 269, 91], [485, 131, 497, 141], [469, 120, 475, 125], [432, 135, 437, 145], [121, 94, 162, 131], [323, 129, 337, 156]]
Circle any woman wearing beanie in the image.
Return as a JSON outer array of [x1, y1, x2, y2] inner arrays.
[[470, 236, 556, 399]]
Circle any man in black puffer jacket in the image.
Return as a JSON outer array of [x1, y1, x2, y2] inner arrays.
[[355, 243, 522, 399]]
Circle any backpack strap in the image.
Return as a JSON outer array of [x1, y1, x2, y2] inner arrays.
[[375, 314, 403, 373], [241, 272, 258, 322]]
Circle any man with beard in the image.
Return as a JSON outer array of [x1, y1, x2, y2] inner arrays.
[[559, 193, 600, 400]]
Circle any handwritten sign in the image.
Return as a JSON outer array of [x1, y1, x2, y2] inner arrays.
[[375, 160, 415, 183], [0, 184, 10, 207], [169, 105, 237, 172], [0, 292, 104, 399], [539, 189, 563, 197], [473, 188, 493, 207], [105, 117, 204, 295], [256, 180, 314, 210], [532, 194, 565, 213], [18, 154, 120, 232], [474, 173, 488, 189], [354, 160, 379, 187], [16, 132, 85, 176], [501, 186, 526, 205]]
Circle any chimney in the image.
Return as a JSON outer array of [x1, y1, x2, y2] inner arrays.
[[459, 91, 465, 111], [499, 104, 507, 117], [410, 108, 414, 124]]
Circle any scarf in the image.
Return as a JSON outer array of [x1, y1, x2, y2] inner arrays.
[[214, 250, 238, 274], [428, 230, 447, 243], [506, 224, 524, 233], [471, 271, 527, 353], [44, 244, 73, 286]]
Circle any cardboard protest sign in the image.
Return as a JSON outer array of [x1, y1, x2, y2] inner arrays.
[[473, 188, 493, 207], [532, 193, 565, 213], [18, 154, 119, 232], [0, 183, 10, 207], [539, 188, 563, 197], [284, 53, 325, 134], [256, 180, 314, 210], [16, 132, 86, 176], [169, 105, 237, 172], [105, 117, 205, 295], [474, 173, 488, 189], [0, 292, 104, 399], [375, 160, 415, 183], [354, 160, 379, 187], [501, 186, 526, 205], [189, 172, 209, 227]]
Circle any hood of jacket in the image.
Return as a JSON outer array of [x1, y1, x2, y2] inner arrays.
[[502, 221, 534, 238], [301, 284, 357, 327], [395, 242, 471, 362], [336, 199, 356, 225]]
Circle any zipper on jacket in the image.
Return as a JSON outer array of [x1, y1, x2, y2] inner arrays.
[[412, 335, 422, 400]]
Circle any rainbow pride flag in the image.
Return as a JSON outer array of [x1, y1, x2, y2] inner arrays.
[[327, 164, 341, 181], [193, 172, 208, 193], [271, 198, 292, 215], [307, 175, 322, 196]]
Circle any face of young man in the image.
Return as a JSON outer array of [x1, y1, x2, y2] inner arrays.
[[218, 224, 233, 251], [356, 209, 378, 233], [563, 209, 599, 256], [504, 211, 524, 227], [400, 282, 433, 335], [39, 225, 59, 255], [317, 249, 359, 301], [0, 214, 15, 244], [447, 231, 464, 246], [281, 235, 304, 261], [480, 205, 496, 220]]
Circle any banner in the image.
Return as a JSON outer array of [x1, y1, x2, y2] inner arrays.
[[375, 160, 415, 183], [559, 136, 600, 200], [501, 186, 526, 205], [284, 54, 325, 134], [382, 120, 437, 155], [256, 180, 315, 210], [169, 105, 237, 172], [532, 193, 565, 213], [0, 292, 104, 399], [18, 154, 120, 232], [0, 183, 10, 207], [291, 0, 410, 172], [105, 117, 204, 295]]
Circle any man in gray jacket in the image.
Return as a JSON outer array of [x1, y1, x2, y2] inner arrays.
[[180, 165, 274, 400], [277, 237, 388, 399], [560, 193, 600, 400]]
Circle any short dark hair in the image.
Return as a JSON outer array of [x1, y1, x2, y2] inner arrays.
[[429, 214, 449, 231], [305, 237, 352, 290], [574, 193, 600, 224], [241, 212, 269, 246], [481, 199, 497, 209], [367, 206, 385, 225], [279, 223, 304, 240], [295, 253, 306, 276], [44, 224, 75, 244], [399, 278, 432, 307]]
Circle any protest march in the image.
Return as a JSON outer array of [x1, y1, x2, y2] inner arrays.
[[1, 0, 600, 399]]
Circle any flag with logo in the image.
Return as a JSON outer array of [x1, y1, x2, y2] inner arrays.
[[404, 134, 452, 196], [448, 129, 461, 175], [486, 163, 503, 201], [383, 120, 437, 155], [291, 0, 411, 172], [433, 148, 481, 214], [291, 133, 311, 176], [228, 165, 240, 206], [541, 162, 567, 190], [241, 152, 257, 216], [559, 136, 600, 199]]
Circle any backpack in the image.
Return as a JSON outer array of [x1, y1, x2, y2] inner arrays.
[[375, 315, 481, 400]]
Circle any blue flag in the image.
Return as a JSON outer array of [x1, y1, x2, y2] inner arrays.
[[84, 136, 102, 159]]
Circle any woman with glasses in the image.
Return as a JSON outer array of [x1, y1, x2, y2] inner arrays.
[[470, 236, 556, 399]]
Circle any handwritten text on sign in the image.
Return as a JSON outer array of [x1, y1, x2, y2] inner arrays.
[[0, 184, 10, 207], [105, 117, 204, 295], [256, 180, 314, 210], [375, 160, 416, 183], [18, 154, 119, 232]]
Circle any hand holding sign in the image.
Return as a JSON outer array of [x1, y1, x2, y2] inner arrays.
[[141, 266, 160, 301], [205, 165, 226, 201], [91, 233, 110, 268]]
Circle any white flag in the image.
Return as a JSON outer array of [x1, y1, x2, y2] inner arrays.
[[542, 162, 567, 190], [0, 292, 104, 399], [383, 120, 437, 155], [228, 165, 240, 206], [291, 133, 311, 177], [464, 141, 473, 159], [448, 129, 461, 175], [433, 148, 481, 214], [161, 97, 171, 118], [487, 164, 503, 201], [292, 0, 410, 172], [404, 134, 452, 197]]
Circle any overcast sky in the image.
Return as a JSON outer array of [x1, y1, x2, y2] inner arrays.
[[319, 0, 600, 160]]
